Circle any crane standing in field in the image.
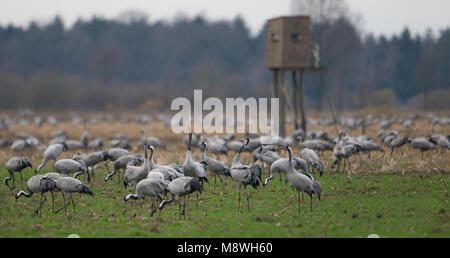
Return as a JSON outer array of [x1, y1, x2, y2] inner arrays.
[[54, 159, 88, 178], [54, 176, 93, 214], [15, 175, 58, 217], [183, 133, 208, 183], [124, 178, 168, 217], [230, 138, 262, 212], [255, 145, 281, 176], [4, 156, 33, 190], [158, 176, 204, 219], [123, 142, 150, 190], [263, 154, 309, 191], [285, 146, 321, 212], [200, 141, 230, 192], [105, 154, 143, 183], [183, 133, 208, 207], [35, 142, 68, 173], [299, 148, 324, 177]]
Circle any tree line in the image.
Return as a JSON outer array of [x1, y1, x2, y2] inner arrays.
[[0, 13, 448, 111]]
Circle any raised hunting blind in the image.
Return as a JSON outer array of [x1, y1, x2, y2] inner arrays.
[[266, 16, 311, 69], [266, 15, 325, 137]]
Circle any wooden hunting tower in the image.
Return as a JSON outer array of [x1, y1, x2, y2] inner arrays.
[[266, 16, 311, 69], [266, 15, 325, 137]]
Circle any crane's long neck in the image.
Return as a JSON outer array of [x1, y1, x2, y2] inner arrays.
[[16, 191, 32, 199], [287, 147, 295, 174], [201, 144, 206, 160], [149, 148, 157, 169], [232, 142, 246, 166], [188, 133, 192, 151]]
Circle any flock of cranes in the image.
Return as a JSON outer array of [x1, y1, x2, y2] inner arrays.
[[1, 112, 449, 219]]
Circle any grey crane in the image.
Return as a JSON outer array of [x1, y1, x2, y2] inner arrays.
[[148, 146, 183, 181], [105, 154, 143, 183], [263, 155, 309, 191], [430, 135, 450, 152], [408, 137, 437, 158], [123, 143, 150, 190], [255, 145, 281, 174], [54, 177, 93, 214], [80, 126, 89, 150], [158, 176, 203, 219], [183, 133, 208, 206], [65, 140, 84, 151], [88, 138, 104, 150], [183, 133, 208, 183], [15, 175, 58, 217], [200, 141, 230, 192], [298, 139, 333, 153], [35, 142, 68, 173], [252, 145, 277, 163], [387, 136, 408, 156], [73, 151, 108, 182], [54, 159, 87, 178], [331, 143, 361, 173], [358, 140, 383, 159], [285, 146, 321, 212], [4, 156, 33, 190], [11, 140, 30, 152], [104, 148, 130, 175], [230, 138, 262, 212], [183, 133, 204, 149], [204, 136, 228, 155], [124, 178, 168, 217], [300, 148, 324, 177], [227, 140, 247, 153], [139, 128, 166, 149], [243, 138, 261, 152]]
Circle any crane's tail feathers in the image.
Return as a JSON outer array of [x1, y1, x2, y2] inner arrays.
[[249, 164, 262, 189]]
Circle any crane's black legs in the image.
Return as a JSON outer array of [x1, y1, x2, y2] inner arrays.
[[50, 191, 55, 213], [245, 185, 250, 211], [297, 191, 301, 212], [33, 193, 47, 217], [70, 193, 76, 214], [237, 183, 242, 212], [279, 172, 283, 191], [217, 175, 225, 190]]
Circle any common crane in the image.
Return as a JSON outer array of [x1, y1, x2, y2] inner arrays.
[[4, 156, 33, 190], [229, 138, 262, 212]]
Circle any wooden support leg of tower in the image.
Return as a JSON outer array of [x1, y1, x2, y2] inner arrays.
[[299, 70, 307, 135], [278, 70, 286, 138], [292, 71, 299, 130]]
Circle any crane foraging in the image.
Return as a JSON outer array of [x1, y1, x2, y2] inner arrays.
[[200, 141, 230, 192], [35, 142, 68, 173], [4, 156, 33, 190], [285, 146, 321, 212], [158, 176, 204, 219], [230, 138, 262, 212], [54, 177, 93, 214], [15, 175, 58, 217], [124, 178, 168, 217]]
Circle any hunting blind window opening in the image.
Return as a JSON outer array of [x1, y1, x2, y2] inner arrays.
[[291, 33, 301, 41], [271, 33, 279, 42]]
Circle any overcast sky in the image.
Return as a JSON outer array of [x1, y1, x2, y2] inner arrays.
[[1, 0, 449, 37]]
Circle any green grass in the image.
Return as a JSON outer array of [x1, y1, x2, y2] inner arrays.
[[0, 166, 448, 238]]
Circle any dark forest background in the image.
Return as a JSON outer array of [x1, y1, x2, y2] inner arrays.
[[0, 0, 449, 112]]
